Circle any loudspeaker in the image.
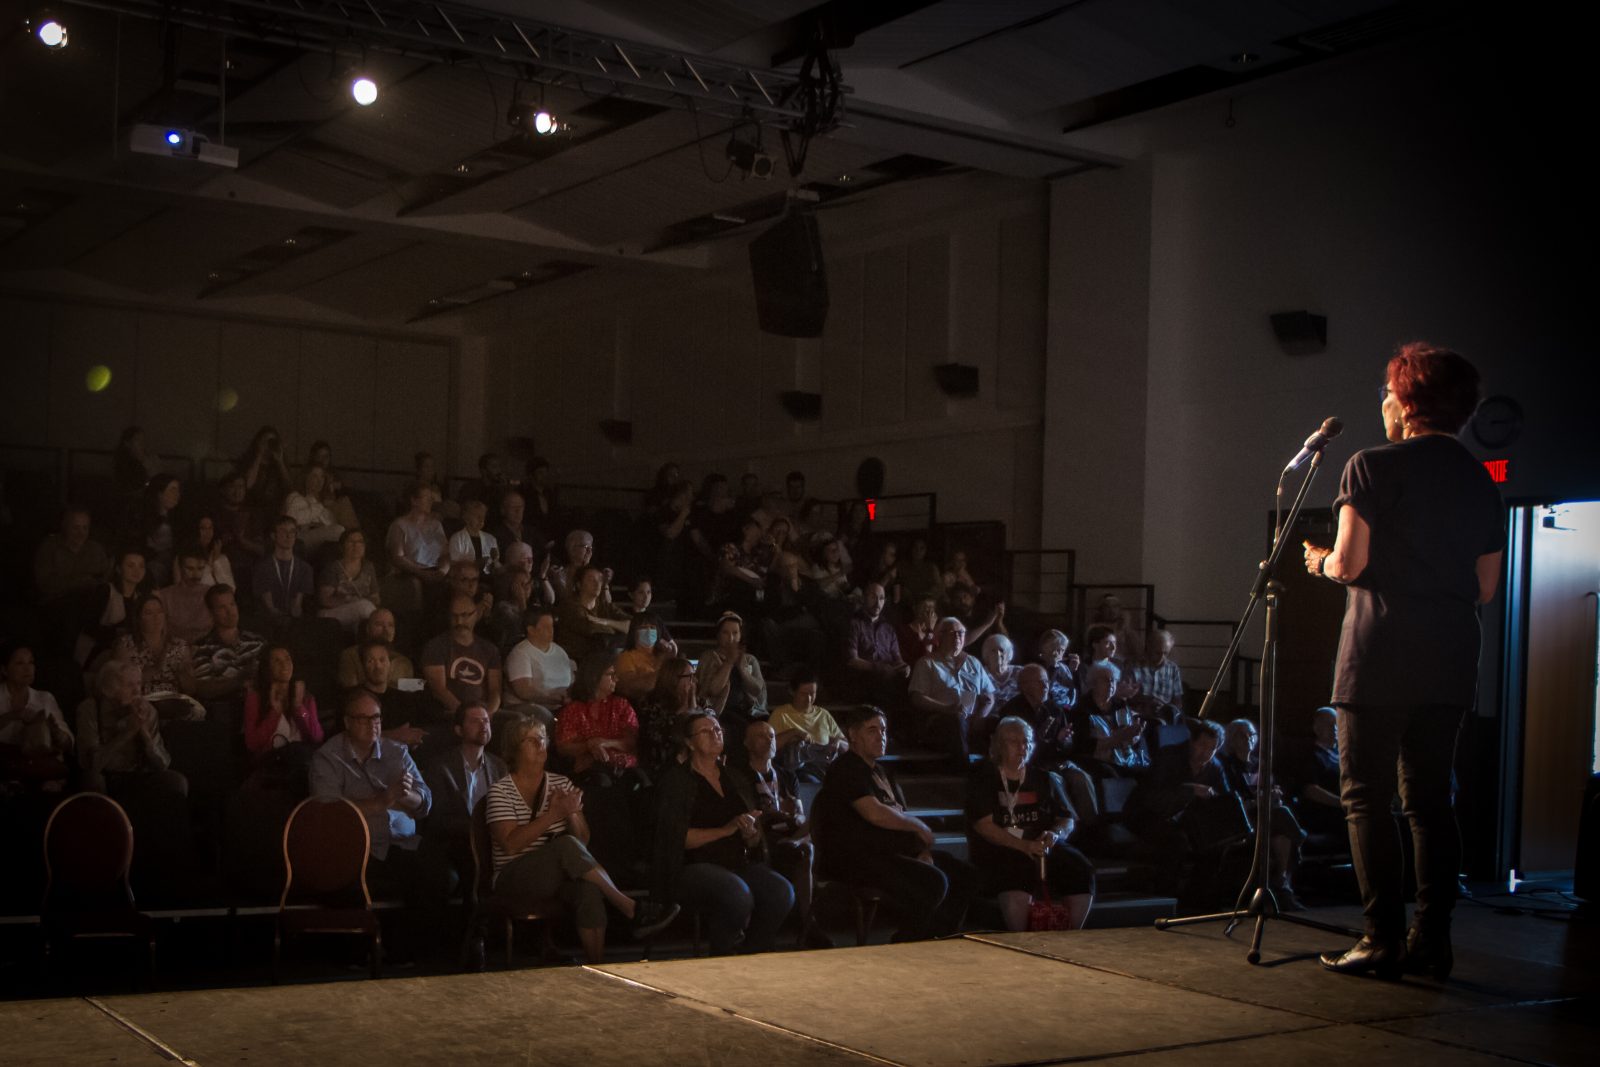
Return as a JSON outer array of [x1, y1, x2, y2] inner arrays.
[[856, 457, 885, 499], [779, 391, 822, 421], [749, 211, 828, 338], [1270, 311, 1328, 355], [933, 362, 979, 398], [598, 419, 633, 445]]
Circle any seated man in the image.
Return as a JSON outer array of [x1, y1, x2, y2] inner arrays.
[[251, 515, 313, 622], [352, 638, 432, 747], [767, 666, 847, 781], [309, 690, 439, 958], [1001, 664, 1096, 820], [947, 582, 1003, 650], [488, 488, 533, 554], [447, 498, 500, 575], [1127, 718, 1242, 894], [505, 606, 574, 721], [457, 453, 512, 522], [550, 529, 610, 604], [1289, 706, 1344, 839], [839, 581, 909, 705], [420, 701, 506, 899], [907, 617, 996, 764], [158, 545, 214, 644], [336, 608, 417, 689], [33, 505, 109, 606], [745, 718, 828, 947], [387, 482, 449, 603], [1130, 628, 1185, 717], [422, 595, 504, 724], [191, 584, 266, 702], [814, 707, 977, 941]]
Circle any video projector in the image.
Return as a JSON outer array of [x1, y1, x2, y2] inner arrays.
[[128, 125, 239, 169]]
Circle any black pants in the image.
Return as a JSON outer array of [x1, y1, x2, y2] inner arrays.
[[1337, 703, 1465, 940], [850, 849, 978, 942]]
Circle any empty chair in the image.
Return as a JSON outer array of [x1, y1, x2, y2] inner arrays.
[[274, 796, 382, 978], [41, 792, 155, 980]]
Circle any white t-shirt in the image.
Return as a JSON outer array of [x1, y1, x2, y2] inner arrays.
[[0, 686, 72, 748], [505, 639, 575, 694]]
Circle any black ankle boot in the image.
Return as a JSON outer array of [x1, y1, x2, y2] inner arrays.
[[1404, 925, 1453, 980], [1319, 935, 1405, 978]]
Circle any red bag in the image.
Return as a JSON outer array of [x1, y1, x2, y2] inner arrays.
[[1026, 855, 1074, 931]]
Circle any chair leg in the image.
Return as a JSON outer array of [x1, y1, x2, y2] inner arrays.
[[539, 920, 554, 965], [371, 930, 383, 979], [691, 911, 703, 956], [271, 926, 282, 984], [505, 918, 515, 967]]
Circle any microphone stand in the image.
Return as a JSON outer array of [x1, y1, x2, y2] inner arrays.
[[1153, 449, 1358, 962]]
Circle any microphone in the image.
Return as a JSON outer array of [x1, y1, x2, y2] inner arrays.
[[1284, 417, 1344, 472]]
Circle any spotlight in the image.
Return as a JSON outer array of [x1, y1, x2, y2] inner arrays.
[[35, 18, 68, 49], [507, 101, 566, 137], [726, 136, 773, 180], [165, 129, 185, 147], [350, 76, 378, 106], [532, 109, 557, 136]]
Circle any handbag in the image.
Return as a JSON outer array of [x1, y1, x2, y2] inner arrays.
[[1026, 854, 1075, 931]]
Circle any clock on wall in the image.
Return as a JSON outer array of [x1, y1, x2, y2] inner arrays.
[[1470, 395, 1524, 449]]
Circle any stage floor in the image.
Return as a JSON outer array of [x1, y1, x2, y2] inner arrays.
[[5, 904, 1596, 1066]]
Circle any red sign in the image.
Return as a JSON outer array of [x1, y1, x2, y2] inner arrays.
[[865, 498, 877, 521], [1484, 459, 1509, 484]]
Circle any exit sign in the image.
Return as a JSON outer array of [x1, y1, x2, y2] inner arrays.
[[1484, 459, 1509, 483]]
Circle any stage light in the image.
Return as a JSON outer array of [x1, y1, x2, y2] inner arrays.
[[85, 365, 111, 393], [532, 109, 557, 135], [351, 76, 378, 106], [165, 129, 184, 147], [35, 19, 68, 49]]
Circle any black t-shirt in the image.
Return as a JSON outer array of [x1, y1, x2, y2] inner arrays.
[[964, 763, 1073, 869], [686, 770, 750, 870], [1331, 434, 1504, 707], [815, 751, 921, 872]]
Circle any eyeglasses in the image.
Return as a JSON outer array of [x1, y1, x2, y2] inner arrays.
[[690, 725, 723, 739], [522, 734, 548, 747], [346, 713, 382, 723]]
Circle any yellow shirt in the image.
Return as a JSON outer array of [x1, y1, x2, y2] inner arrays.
[[767, 703, 843, 745]]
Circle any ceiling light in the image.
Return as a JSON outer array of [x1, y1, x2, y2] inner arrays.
[[351, 76, 378, 106], [35, 19, 68, 49]]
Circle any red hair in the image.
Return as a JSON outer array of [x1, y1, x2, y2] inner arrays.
[[1386, 342, 1480, 434]]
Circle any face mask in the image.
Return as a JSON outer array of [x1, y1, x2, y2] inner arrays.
[[637, 628, 657, 649]]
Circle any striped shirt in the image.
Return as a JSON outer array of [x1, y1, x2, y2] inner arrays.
[[484, 772, 575, 880]]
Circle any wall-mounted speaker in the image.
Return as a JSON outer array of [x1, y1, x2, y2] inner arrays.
[[780, 390, 822, 421], [933, 362, 980, 398], [1270, 311, 1328, 355], [749, 211, 829, 338], [599, 419, 633, 444]]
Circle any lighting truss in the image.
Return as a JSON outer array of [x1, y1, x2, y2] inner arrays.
[[56, 0, 849, 132]]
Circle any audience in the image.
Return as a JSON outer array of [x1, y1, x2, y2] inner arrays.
[[126, 474, 181, 586], [192, 584, 265, 701], [814, 707, 976, 941], [158, 546, 215, 644], [448, 498, 500, 575], [111, 594, 202, 719], [550, 530, 603, 604], [1079, 663, 1149, 773], [253, 515, 313, 621], [897, 537, 943, 607], [980, 633, 1022, 707], [614, 612, 677, 702], [637, 657, 701, 772], [1130, 628, 1184, 715], [1291, 706, 1344, 839], [967, 717, 1095, 930], [77, 658, 187, 798], [841, 581, 909, 705], [652, 711, 795, 955], [242, 644, 323, 758], [908, 617, 996, 764], [1127, 718, 1240, 894], [237, 426, 292, 513], [318, 528, 381, 633], [1035, 629, 1080, 709], [745, 718, 826, 947], [487, 714, 675, 964], [505, 606, 573, 717], [388, 483, 450, 597], [284, 464, 344, 552], [898, 595, 939, 666], [78, 547, 149, 665], [335, 608, 414, 690], [422, 594, 503, 720], [766, 667, 846, 781], [33, 506, 108, 606], [0, 640, 73, 793], [710, 519, 766, 613], [1221, 717, 1306, 909], [215, 472, 264, 579], [420, 701, 505, 906], [999, 665, 1096, 821], [113, 425, 158, 494], [556, 565, 629, 665], [554, 653, 640, 780], [1085, 624, 1123, 675], [695, 613, 767, 759], [192, 513, 235, 589]]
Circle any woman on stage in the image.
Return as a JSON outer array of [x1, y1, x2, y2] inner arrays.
[[1303, 342, 1504, 979]]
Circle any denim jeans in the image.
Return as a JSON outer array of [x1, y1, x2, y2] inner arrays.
[[674, 861, 794, 954]]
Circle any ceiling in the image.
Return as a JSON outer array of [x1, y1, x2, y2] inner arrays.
[[0, 0, 1434, 332]]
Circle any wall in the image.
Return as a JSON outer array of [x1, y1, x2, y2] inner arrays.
[[0, 294, 457, 478], [484, 174, 1050, 542]]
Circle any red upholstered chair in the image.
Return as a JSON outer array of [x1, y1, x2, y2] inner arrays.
[[461, 795, 558, 968], [273, 796, 383, 979], [41, 792, 155, 977]]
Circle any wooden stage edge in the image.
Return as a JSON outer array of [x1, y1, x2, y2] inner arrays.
[[3, 909, 1594, 1067]]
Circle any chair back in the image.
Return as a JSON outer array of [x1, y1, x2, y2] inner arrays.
[[468, 794, 495, 906], [42, 792, 135, 911], [280, 796, 372, 908], [1100, 775, 1139, 815]]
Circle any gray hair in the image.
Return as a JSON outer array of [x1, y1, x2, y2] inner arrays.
[[989, 716, 1034, 761], [1085, 661, 1121, 689], [1038, 629, 1069, 654], [97, 656, 141, 698], [981, 633, 1013, 661], [935, 616, 964, 636]]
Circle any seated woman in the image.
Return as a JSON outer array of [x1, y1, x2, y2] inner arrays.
[[0, 640, 74, 793], [555, 653, 640, 781], [318, 528, 381, 634], [1221, 718, 1306, 909], [284, 464, 345, 553], [111, 593, 203, 721], [942, 548, 978, 594], [242, 643, 323, 760], [78, 547, 151, 667], [448, 498, 500, 576], [810, 536, 853, 601], [766, 666, 846, 781], [614, 612, 678, 703], [124, 474, 181, 587], [981, 633, 1023, 707], [760, 552, 826, 674], [652, 711, 795, 955], [708, 519, 766, 615], [695, 613, 767, 761], [554, 565, 630, 665], [485, 714, 678, 964], [76, 657, 187, 798], [304, 440, 360, 532], [1078, 662, 1149, 774], [897, 595, 939, 666], [193, 513, 235, 589], [864, 540, 899, 602], [967, 717, 1095, 931], [1034, 629, 1080, 709], [238, 426, 292, 515], [637, 657, 702, 772]]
